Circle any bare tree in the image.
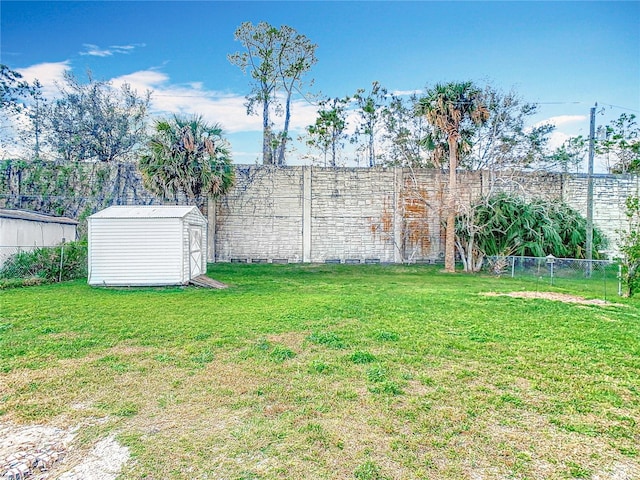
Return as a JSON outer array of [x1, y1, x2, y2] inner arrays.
[[380, 92, 433, 168], [229, 22, 317, 166], [466, 86, 553, 172], [351, 81, 388, 167], [305, 96, 350, 167]]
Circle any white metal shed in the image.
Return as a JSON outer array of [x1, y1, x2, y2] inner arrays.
[[88, 205, 207, 286], [0, 209, 78, 267]]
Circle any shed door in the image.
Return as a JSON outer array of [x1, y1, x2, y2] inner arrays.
[[188, 226, 203, 278]]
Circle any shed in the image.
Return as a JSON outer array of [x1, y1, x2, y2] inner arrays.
[[88, 205, 207, 286], [0, 209, 78, 267]]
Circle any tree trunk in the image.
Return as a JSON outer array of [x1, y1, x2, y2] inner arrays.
[[277, 92, 293, 166], [262, 100, 273, 165], [331, 132, 337, 167], [207, 195, 216, 263], [369, 131, 375, 167], [444, 136, 458, 272]]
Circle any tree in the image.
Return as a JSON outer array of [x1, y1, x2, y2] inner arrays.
[[618, 195, 640, 296], [351, 81, 388, 167], [547, 135, 587, 174], [465, 86, 554, 172], [20, 80, 49, 160], [598, 113, 640, 174], [417, 81, 489, 272], [455, 193, 607, 272], [229, 22, 317, 166], [1, 64, 35, 114], [305, 96, 350, 167], [48, 71, 150, 162], [380, 92, 433, 168], [139, 115, 234, 208], [0, 64, 37, 156]]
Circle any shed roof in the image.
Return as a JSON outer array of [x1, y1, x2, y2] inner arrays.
[[0, 209, 78, 225], [89, 205, 202, 220]]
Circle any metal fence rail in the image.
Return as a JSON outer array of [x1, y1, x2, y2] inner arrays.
[[486, 255, 620, 300]]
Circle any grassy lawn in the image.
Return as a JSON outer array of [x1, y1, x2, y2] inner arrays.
[[1, 263, 639, 479]]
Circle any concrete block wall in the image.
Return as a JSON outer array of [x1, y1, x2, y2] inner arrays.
[[310, 168, 399, 263], [215, 166, 305, 262], [4, 161, 634, 263], [212, 166, 636, 263], [563, 174, 639, 251]]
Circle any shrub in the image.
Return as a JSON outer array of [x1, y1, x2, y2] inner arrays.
[[456, 193, 608, 272], [619, 196, 640, 296], [0, 241, 87, 284]]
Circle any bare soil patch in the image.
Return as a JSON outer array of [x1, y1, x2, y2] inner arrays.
[[1, 422, 128, 480], [482, 291, 623, 306]]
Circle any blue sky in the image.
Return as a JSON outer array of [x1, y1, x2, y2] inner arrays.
[[1, 1, 639, 169]]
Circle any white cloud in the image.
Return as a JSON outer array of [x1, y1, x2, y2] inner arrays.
[[530, 114, 589, 150], [111, 70, 170, 91], [534, 114, 587, 128], [80, 44, 113, 57], [547, 130, 571, 150], [9, 61, 321, 162], [14, 61, 319, 137], [111, 69, 319, 135], [391, 89, 423, 97], [110, 44, 138, 52], [16, 61, 70, 99], [80, 43, 144, 57]]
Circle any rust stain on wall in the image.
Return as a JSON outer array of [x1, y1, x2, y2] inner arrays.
[[380, 200, 393, 233], [369, 197, 394, 241], [401, 184, 433, 256]]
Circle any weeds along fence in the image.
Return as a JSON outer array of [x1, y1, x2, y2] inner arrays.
[[486, 255, 621, 300], [0, 243, 88, 283]]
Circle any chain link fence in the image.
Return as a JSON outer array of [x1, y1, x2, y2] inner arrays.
[[0, 246, 30, 267], [486, 255, 621, 300], [0, 243, 88, 284]]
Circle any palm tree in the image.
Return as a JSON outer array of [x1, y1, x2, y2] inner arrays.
[[139, 115, 234, 208], [417, 82, 489, 272]]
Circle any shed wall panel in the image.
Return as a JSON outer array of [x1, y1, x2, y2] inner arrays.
[[88, 218, 185, 286]]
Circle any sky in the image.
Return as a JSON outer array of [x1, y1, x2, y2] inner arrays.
[[1, 1, 639, 171]]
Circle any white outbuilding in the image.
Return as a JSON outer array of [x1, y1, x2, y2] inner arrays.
[[88, 205, 207, 286], [0, 209, 78, 267]]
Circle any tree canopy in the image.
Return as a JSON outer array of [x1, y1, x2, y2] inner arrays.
[[49, 72, 150, 163], [305, 96, 350, 167], [229, 22, 317, 166], [139, 115, 234, 207], [0, 64, 33, 114], [599, 114, 640, 174], [455, 193, 608, 272]]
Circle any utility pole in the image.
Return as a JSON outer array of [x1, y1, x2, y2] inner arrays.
[[586, 103, 596, 277]]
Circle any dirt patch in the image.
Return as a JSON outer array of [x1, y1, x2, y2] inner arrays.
[[482, 291, 623, 306], [265, 331, 307, 351], [0, 422, 128, 480]]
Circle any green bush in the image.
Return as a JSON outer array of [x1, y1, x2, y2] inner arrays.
[[619, 196, 640, 296], [0, 241, 87, 285]]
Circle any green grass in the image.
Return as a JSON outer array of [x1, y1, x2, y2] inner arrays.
[[1, 263, 639, 479]]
